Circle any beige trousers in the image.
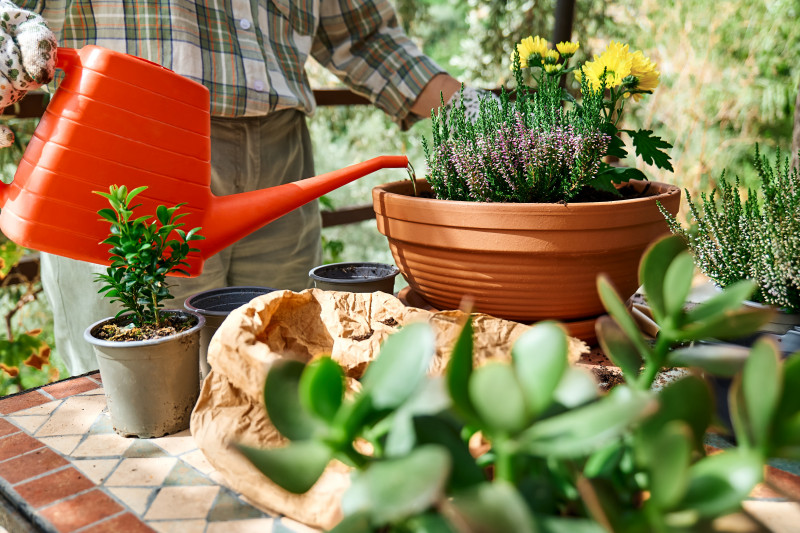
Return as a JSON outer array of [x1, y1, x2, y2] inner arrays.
[[41, 110, 322, 375]]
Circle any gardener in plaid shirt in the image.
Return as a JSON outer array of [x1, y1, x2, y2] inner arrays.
[[0, 0, 495, 374]]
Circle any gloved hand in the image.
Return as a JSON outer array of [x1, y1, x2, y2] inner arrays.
[[443, 86, 502, 124], [0, 0, 57, 148]]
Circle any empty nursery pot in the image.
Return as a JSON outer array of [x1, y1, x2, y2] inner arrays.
[[309, 262, 400, 294], [184, 286, 276, 377]]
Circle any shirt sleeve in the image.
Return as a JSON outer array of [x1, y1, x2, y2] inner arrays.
[[311, 0, 446, 129]]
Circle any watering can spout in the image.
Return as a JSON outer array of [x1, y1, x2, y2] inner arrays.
[[201, 155, 410, 259]]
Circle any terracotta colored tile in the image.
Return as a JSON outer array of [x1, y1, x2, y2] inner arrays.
[[89, 372, 102, 384], [0, 418, 20, 437], [0, 390, 51, 415], [0, 447, 68, 484], [82, 512, 156, 533], [43, 378, 101, 399], [767, 465, 800, 501], [40, 489, 124, 533], [15, 466, 95, 508], [0, 432, 45, 461]]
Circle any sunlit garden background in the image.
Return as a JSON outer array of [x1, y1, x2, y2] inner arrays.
[[1, 0, 798, 393]]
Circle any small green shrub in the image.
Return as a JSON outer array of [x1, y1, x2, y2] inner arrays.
[[94, 185, 204, 328], [661, 147, 800, 313]]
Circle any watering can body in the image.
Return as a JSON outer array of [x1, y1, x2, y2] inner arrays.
[[0, 46, 408, 276]]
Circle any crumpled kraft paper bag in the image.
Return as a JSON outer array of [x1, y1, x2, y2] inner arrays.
[[190, 288, 588, 530]]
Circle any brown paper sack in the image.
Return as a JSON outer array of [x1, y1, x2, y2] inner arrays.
[[190, 289, 588, 530]]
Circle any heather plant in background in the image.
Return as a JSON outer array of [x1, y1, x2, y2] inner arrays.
[[661, 146, 800, 313], [424, 36, 674, 203]]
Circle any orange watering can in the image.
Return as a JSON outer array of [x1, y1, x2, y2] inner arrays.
[[0, 46, 409, 276]]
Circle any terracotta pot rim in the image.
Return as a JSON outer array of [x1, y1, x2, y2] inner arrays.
[[373, 178, 680, 210]]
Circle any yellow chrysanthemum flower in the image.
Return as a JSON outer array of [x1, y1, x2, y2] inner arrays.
[[556, 41, 580, 57], [577, 41, 633, 90], [543, 63, 561, 74], [513, 35, 549, 68], [625, 50, 660, 100], [544, 49, 560, 65]]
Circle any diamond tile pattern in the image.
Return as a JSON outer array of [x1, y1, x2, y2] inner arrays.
[[0, 372, 316, 532]]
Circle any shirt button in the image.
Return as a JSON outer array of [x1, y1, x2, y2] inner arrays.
[[239, 18, 251, 30], [253, 80, 265, 91]]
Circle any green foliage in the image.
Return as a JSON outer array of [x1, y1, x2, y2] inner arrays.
[[93, 185, 205, 327], [0, 241, 61, 395], [240, 234, 800, 532], [661, 147, 800, 312]]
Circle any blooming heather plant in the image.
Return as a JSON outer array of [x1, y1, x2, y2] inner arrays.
[[424, 37, 673, 203]]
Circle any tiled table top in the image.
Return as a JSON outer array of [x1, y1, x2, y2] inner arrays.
[[1, 367, 800, 533], [0, 372, 315, 533]]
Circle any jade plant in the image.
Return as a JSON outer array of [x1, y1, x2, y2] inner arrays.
[[93, 185, 204, 340], [238, 235, 800, 532], [660, 146, 800, 313]]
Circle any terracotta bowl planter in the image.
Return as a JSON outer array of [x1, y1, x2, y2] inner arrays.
[[373, 179, 681, 334]]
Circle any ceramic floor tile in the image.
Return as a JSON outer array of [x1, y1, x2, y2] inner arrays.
[[206, 518, 275, 533], [8, 414, 49, 434], [148, 519, 207, 533], [277, 517, 320, 533], [10, 399, 61, 417], [42, 377, 101, 399], [144, 486, 220, 520], [163, 460, 214, 486], [207, 488, 267, 522], [72, 459, 119, 484], [14, 467, 94, 508], [108, 487, 155, 515], [742, 501, 800, 533], [71, 434, 133, 458], [105, 457, 178, 487], [82, 512, 157, 533], [0, 419, 19, 437], [149, 429, 197, 456], [38, 436, 83, 456], [180, 449, 215, 475], [0, 390, 51, 415], [35, 395, 107, 437], [124, 440, 170, 459], [40, 489, 124, 533], [0, 432, 44, 461], [208, 471, 232, 489], [0, 448, 68, 484]]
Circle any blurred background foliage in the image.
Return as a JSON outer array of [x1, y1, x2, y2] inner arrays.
[[0, 0, 798, 388]]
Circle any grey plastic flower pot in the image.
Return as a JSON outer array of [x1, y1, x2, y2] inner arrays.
[[184, 286, 277, 377], [309, 262, 400, 294], [84, 310, 205, 438]]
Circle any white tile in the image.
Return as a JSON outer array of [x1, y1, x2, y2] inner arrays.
[[106, 457, 178, 487], [208, 471, 232, 489], [144, 486, 220, 520], [38, 436, 82, 455], [72, 458, 119, 484], [181, 449, 215, 475], [108, 487, 154, 515], [279, 518, 320, 533], [150, 429, 198, 456], [149, 519, 207, 533], [742, 501, 800, 533], [206, 518, 275, 533], [35, 395, 106, 437], [9, 415, 49, 433], [71, 434, 132, 457], [12, 399, 61, 416]]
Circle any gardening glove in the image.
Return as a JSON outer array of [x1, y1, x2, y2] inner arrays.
[[0, 0, 57, 148], [443, 86, 502, 124]]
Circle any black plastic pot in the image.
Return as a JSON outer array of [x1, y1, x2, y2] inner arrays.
[[184, 286, 276, 377], [309, 262, 400, 294]]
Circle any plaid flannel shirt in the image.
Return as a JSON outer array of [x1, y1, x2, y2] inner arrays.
[[19, 0, 444, 125]]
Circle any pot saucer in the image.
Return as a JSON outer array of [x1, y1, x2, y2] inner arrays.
[[397, 287, 598, 345]]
